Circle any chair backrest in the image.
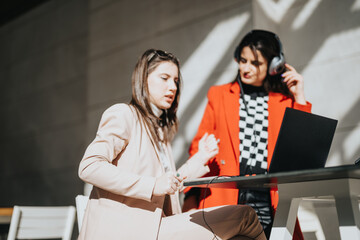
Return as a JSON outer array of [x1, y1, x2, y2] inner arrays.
[[75, 195, 89, 232], [7, 205, 75, 240]]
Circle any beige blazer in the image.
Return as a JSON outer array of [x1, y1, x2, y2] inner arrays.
[[78, 104, 210, 240]]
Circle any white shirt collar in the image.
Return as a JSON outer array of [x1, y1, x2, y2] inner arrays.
[[150, 103, 163, 117]]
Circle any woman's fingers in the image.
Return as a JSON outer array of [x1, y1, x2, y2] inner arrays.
[[199, 132, 209, 145], [205, 134, 219, 158], [205, 134, 218, 146], [169, 173, 186, 193], [197, 133, 219, 164], [282, 71, 299, 82], [153, 172, 184, 196], [169, 174, 180, 192], [285, 63, 295, 71], [175, 174, 187, 192]]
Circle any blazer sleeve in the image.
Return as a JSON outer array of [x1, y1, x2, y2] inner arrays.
[[293, 101, 312, 113], [78, 104, 156, 202], [177, 152, 210, 181]]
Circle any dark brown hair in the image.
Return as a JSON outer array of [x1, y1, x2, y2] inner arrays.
[[129, 49, 181, 148], [235, 30, 292, 97]]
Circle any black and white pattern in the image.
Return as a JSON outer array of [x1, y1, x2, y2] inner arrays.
[[239, 93, 269, 175]]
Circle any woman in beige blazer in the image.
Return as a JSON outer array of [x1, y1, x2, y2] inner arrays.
[[78, 49, 266, 240]]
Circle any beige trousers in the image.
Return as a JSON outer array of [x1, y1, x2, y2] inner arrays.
[[158, 205, 266, 240]]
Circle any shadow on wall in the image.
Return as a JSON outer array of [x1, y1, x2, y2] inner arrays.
[[175, 0, 360, 167], [0, 0, 88, 207], [174, 9, 251, 168]]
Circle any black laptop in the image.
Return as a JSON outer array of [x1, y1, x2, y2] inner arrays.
[[268, 107, 338, 173]]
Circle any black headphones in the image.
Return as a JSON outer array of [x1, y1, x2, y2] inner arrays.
[[234, 30, 285, 76]]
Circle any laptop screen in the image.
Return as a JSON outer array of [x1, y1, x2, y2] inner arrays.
[[268, 108, 338, 173]]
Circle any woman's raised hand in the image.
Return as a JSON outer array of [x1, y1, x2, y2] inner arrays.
[[282, 63, 306, 104], [198, 133, 219, 165], [153, 172, 184, 196]]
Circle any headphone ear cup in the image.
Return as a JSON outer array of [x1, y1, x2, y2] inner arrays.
[[268, 53, 285, 76]]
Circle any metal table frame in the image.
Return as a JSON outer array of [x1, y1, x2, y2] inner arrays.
[[184, 165, 360, 240]]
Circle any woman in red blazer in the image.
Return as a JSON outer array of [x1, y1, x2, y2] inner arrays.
[[183, 30, 312, 239]]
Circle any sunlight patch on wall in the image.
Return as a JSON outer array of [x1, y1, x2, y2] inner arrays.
[[183, 61, 237, 140], [172, 13, 250, 163], [291, 0, 322, 30], [301, 27, 360, 119], [306, 27, 360, 65], [178, 12, 250, 117], [351, 0, 360, 12], [256, 0, 296, 23], [173, 61, 237, 164], [301, 27, 360, 165]]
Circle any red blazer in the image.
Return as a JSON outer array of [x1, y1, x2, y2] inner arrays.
[[186, 81, 312, 239]]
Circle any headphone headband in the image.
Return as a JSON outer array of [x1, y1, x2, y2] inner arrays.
[[234, 29, 285, 76]]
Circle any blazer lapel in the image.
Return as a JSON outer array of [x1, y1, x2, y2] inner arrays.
[[223, 82, 240, 160], [165, 143, 182, 214]]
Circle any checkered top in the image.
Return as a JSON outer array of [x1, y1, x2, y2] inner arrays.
[[239, 90, 269, 175]]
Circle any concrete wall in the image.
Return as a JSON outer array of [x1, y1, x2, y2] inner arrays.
[[1, 0, 359, 238], [0, 0, 88, 206], [86, 1, 360, 238], [252, 0, 360, 167], [86, 0, 252, 166]]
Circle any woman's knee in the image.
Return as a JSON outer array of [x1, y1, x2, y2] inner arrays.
[[235, 205, 264, 238], [235, 205, 258, 221]]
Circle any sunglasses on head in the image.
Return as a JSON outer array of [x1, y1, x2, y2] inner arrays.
[[147, 49, 177, 62]]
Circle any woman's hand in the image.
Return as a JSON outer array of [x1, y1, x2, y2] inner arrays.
[[197, 133, 219, 165], [152, 172, 184, 196], [282, 63, 306, 105]]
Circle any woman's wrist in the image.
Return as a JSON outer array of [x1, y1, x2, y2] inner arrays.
[[193, 151, 208, 166], [293, 93, 306, 105]]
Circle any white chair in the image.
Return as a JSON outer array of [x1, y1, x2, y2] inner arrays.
[[7, 205, 75, 240], [75, 195, 89, 232]]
